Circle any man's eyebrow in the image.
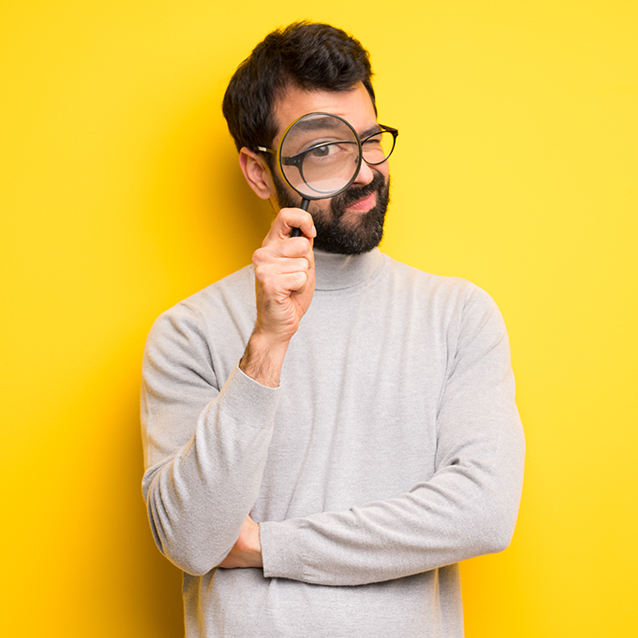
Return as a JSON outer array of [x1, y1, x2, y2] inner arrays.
[[359, 124, 382, 139]]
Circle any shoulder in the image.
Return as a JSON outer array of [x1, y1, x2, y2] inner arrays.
[[383, 256, 510, 368], [381, 253, 499, 316], [379, 254, 508, 354], [145, 265, 256, 355], [180, 264, 256, 317]]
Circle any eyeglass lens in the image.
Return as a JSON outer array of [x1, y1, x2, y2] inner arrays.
[[361, 130, 396, 166]]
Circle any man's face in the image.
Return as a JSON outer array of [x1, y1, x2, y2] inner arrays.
[[270, 83, 391, 255]]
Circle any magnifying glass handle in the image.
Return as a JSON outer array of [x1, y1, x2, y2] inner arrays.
[[289, 198, 310, 237]]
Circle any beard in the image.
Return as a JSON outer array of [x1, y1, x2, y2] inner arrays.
[[273, 169, 390, 255]]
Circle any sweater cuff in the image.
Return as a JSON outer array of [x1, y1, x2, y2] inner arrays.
[[217, 364, 281, 430], [260, 520, 306, 580]]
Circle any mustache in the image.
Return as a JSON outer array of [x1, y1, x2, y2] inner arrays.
[[330, 169, 386, 210]]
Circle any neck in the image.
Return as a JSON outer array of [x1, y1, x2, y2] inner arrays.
[[313, 248, 384, 291]]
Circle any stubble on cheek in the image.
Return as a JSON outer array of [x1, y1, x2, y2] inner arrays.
[[272, 167, 391, 255]]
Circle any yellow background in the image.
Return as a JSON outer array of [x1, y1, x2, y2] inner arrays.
[[1, 1, 636, 635]]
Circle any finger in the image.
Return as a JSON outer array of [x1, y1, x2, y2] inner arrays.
[[253, 238, 313, 267], [264, 208, 316, 244], [254, 256, 309, 287], [258, 270, 309, 297], [293, 211, 317, 240], [268, 257, 310, 275], [276, 236, 315, 272]]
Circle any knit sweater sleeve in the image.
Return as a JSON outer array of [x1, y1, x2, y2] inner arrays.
[[141, 302, 280, 576], [259, 285, 525, 586]]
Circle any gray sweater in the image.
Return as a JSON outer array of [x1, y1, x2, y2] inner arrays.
[[141, 248, 525, 637]]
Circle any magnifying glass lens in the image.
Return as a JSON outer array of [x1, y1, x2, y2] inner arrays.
[[280, 114, 361, 200], [301, 141, 359, 193]]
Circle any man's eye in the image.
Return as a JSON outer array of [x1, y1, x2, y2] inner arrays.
[[303, 141, 353, 164], [310, 145, 330, 157]]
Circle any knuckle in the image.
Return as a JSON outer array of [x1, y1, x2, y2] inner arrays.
[[253, 247, 268, 264], [293, 271, 308, 288]]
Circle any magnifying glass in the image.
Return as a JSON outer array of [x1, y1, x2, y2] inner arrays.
[[276, 112, 363, 237]]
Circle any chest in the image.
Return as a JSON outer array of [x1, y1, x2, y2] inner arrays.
[[253, 286, 452, 518]]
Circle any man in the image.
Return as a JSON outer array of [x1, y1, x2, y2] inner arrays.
[[141, 21, 525, 637]]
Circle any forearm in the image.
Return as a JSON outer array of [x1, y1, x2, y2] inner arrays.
[[260, 427, 524, 587], [240, 330, 290, 388], [142, 366, 278, 575]]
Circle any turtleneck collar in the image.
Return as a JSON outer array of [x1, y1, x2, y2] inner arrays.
[[313, 248, 386, 291]]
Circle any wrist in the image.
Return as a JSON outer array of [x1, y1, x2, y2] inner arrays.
[[240, 330, 289, 388], [217, 518, 263, 569], [246, 521, 263, 568], [234, 519, 262, 568]]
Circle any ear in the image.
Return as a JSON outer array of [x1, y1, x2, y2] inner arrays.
[[239, 148, 275, 200]]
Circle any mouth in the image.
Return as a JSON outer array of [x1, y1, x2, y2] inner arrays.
[[346, 190, 377, 212], [330, 169, 386, 216]]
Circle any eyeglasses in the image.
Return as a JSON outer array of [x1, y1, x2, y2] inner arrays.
[[359, 125, 399, 165], [257, 124, 399, 171]]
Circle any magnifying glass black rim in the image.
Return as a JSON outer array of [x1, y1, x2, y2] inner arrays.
[[277, 111, 363, 201]]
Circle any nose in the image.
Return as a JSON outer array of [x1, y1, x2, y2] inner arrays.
[[351, 157, 375, 186]]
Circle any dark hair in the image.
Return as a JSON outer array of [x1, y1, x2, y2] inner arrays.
[[222, 21, 376, 156]]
